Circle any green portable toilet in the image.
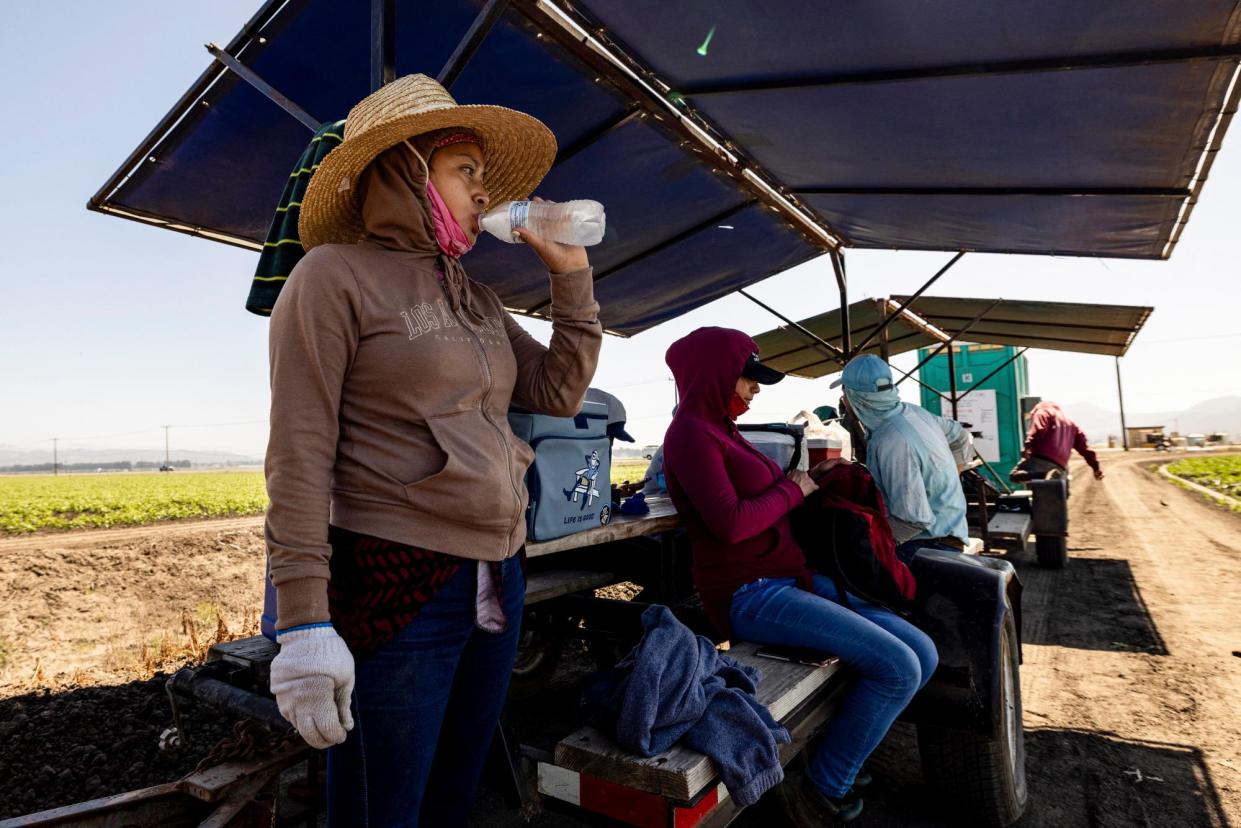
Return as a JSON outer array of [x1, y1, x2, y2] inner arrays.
[[918, 344, 1029, 488]]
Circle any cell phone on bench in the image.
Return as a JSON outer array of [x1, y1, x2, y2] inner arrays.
[[755, 644, 840, 667]]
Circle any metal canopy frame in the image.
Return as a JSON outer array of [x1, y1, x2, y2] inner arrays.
[[757, 283, 1144, 456], [738, 289, 845, 365], [93, 0, 848, 332], [677, 44, 1241, 96], [435, 0, 508, 89], [91, 0, 1217, 353], [86, 0, 296, 249], [851, 253, 963, 355], [205, 43, 321, 131], [370, 0, 395, 90], [509, 0, 846, 262], [516, 0, 844, 250], [891, 301, 1153, 356], [563, 1, 1241, 263]]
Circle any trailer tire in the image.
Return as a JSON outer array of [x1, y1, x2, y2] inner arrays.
[[1035, 535, 1068, 569], [509, 621, 565, 700], [917, 611, 1027, 827]]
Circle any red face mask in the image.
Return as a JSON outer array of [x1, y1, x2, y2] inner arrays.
[[727, 393, 750, 421]]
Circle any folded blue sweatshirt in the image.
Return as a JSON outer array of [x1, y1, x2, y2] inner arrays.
[[583, 605, 790, 808]]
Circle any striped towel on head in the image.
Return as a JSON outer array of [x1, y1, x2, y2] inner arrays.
[[245, 120, 345, 316]]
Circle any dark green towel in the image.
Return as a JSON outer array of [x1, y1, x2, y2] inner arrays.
[[245, 120, 345, 316]]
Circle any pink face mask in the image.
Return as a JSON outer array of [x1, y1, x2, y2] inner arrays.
[[404, 138, 476, 259], [426, 178, 475, 259]]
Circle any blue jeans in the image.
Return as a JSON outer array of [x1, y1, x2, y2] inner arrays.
[[729, 574, 937, 798], [327, 556, 525, 827]]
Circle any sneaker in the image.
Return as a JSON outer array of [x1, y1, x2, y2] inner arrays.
[[779, 771, 864, 824]]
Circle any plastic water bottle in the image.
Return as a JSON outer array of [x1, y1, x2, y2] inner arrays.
[[480, 199, 606, 246]]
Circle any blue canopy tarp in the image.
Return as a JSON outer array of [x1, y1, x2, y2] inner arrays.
[[92, 0, 1241, 334], [752, 296, 1153, 380]]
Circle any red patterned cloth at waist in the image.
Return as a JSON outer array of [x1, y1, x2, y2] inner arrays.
[[326, 526, 472, 660]]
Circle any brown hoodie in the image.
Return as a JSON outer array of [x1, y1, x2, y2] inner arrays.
[[265, 140, 602, 629]]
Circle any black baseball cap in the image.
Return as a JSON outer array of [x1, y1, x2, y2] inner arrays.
[[741, 352, 785, 385]]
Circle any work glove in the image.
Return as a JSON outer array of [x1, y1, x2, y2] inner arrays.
[[270, 624, 355, 749]]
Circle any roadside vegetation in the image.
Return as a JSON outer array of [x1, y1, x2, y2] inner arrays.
[[1166, 455, 1241, 510]]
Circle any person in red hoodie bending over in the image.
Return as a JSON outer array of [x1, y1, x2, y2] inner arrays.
[[662, 327, 937, 824], [1010, 401, 1104, 483]]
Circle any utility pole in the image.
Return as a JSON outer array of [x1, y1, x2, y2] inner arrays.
[[946, 340, 960, 420], [52, 437, 58, 476], [163, 425, 171, 468], [1115, 357, 1129, 451]]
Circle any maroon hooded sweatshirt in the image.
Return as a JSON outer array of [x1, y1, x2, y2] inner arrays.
[[1024, 401, 1100, 474], [663, 327, 812, 638]]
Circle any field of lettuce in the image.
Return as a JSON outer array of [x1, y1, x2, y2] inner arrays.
[[1167, 455, 1241, 503], [0, 471, 268, 534], [0, 461, 652, 535]]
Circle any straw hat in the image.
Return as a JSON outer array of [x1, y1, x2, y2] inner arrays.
[[299, 74, 557, 250]]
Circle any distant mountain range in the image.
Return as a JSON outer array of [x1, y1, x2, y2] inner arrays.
[[0, 446, 263, 468], [1056, 396, 1241, 441]]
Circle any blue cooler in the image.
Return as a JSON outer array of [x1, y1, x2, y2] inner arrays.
[[509, 400, 612, 541]]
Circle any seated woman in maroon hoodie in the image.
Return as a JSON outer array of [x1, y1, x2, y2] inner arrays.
[[662, 327, 937, 824]]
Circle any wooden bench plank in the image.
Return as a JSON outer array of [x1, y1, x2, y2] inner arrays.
[[987, 512, 1033, 539], [525, 570, 618, 605], [526, 497, 680, 558], [552, 641, 843, 803]]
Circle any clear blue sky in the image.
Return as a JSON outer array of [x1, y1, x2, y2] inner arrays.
[[2, 2, 1239, 460]]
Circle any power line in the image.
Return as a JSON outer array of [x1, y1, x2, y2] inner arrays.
[[9, 418, 270, 452]]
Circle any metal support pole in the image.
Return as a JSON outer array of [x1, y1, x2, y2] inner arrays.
[[975, 472, 992, 553], [947, 340, 959, 419], [907, 373, 952, 403], [877, 299, 891, 362], [163, 426, 171, 467], [973, 448, 1014, 496], [52, 438, 58, 476], [895, 298, 1002, 388], [738, 290, 845, 364], [437, 0, 509, 89], [205, 44, 321, 131], [830, 249, 850, 355], [1116, 357, 1129, 451], [852, 251, 964, 357], [881, 298, 952, 343], [371, 0, 396, 91], [895, 342, 948, 388]]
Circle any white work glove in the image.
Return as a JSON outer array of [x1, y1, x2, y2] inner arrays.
[[270, 624, 355, 749]]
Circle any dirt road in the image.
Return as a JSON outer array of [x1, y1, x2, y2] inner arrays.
[[821, 451, 1240, 828], [1, 451, 1238, 824]]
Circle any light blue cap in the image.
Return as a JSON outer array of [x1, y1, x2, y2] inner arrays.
[[829, 354, 894, 391]]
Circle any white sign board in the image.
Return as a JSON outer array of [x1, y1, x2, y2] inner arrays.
[[956, 389, 1000, 463]]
